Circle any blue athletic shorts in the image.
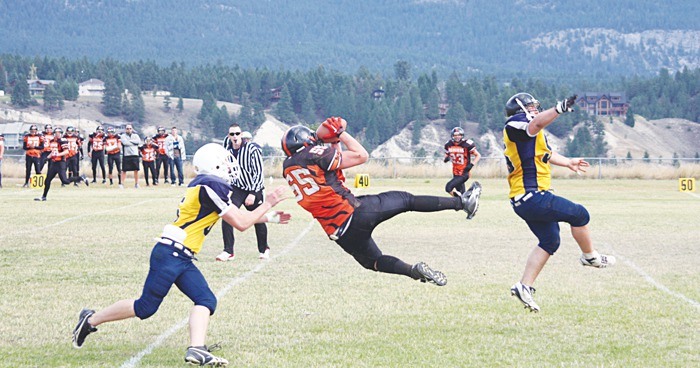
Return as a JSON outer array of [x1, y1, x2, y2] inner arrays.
[[512, 191, 590, 255]]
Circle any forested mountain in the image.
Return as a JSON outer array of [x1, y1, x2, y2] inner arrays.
[[1, 0, 699, 80]]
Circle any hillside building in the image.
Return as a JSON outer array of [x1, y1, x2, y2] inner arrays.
[[576, 92, 629, 117], [79, 79, 106, 96]]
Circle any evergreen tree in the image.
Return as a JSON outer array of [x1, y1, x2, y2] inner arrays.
[[300, 90, 316, 123], [102, 77, 122, 116], [445, 102, 466, 128], [626, 151, 632, 160], [128, 87, 146, 123], [59, 79, 79, 101], [177, 97, 184, 112], [43, 84, 63, 111], [624, 107, 635, 127], [273, 85, 296, 124], [394, 60, 411, 81], [163, 95, 172, 111], [11, 74, 32, 107], [412, 119, 425, 146], [643, 151, 650, 163]]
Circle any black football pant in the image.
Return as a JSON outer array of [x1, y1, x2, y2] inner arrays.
[[107, 154, 122, 184], [155, 155, 170, 183], [39, 151, 51, 173], [142, 161, 157, 185], [24, 155, 41, 184], [221, 188, 268, 254], [445, 173, 470, 196], [335, 191, 462, 276], [41, 160, 82, 198], [66, 155, 79, 178], [91, 151, 106, 181]]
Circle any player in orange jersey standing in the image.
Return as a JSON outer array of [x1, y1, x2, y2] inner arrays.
[[281, 118, 482, 287]]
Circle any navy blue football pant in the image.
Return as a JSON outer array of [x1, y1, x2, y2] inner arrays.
[[335, 191, 462, 275], [512, 191, 590, 255], [133, 243, 217, 319]]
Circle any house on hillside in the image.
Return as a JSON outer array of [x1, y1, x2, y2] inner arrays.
[[371, 88, 385, 100], [576, 92, 629, 117], [79, 79, 105, 96], [27, 79, 56, 96], [0, 122, 36, 149], [270, 87, 282, 101]]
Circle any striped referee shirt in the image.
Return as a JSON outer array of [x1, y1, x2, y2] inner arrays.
[[223, 137, 264, 192]]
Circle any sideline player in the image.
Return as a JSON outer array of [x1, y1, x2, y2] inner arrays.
[[22, 125, 43, 187], [34, 127, 88, 201], [281, 118, 481, 286], [503, 92, 616, 312], [443, 126, 481, 205], [71, 143, 291, 366]]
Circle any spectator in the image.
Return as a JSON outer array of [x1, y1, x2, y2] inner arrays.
[[23, 124, 43, 188], [104, 127, 122, 187], [140, 136, 158, 186], [64, 126, 81, 184], [153, 126, 170, 185], [39, 124, 54, 173], [34, 127, 88, 201], [166, 127, 186, 186], [120, 124, 142, 188], [216, 124, 268, 262], [0, 133, 4, 188], [88, 126, 107, 184], [240, 131, 252, 143]]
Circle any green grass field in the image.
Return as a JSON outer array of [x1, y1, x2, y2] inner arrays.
[[0, 178, 698, 367]]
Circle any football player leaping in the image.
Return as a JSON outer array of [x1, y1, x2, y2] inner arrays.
[[503, 93, 616, 313], [443, 126, 481, 202], [72, 144, 291, 366], [281, 117, 482, 287]]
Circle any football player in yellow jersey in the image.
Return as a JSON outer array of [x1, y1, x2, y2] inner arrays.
[[503, 93, 616, 313], [72, 143, 291, 366]]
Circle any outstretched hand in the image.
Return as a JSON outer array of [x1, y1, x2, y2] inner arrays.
[[265, 210, 291, 224], [265, 186, 289, 207], [567, 158, 590, 174]]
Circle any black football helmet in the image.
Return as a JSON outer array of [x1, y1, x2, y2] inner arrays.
[[505, 93, 540, 117], [281, 125, 317, 157], [451, 127, 464, 142]]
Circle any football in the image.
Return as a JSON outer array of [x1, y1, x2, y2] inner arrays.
[[315, 118, 347, 143]]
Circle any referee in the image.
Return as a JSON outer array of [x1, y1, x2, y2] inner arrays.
[[216, 123, 269, 261]]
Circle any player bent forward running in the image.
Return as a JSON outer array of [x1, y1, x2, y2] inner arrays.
[[503, 92, 616, 313], [72, 143, 291, 366], [281, 118, 481, 287]]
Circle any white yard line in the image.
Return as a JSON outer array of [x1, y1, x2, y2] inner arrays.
[[120, 219, 315, 368], [0, 198, 164, 240], [606, 244, 700, 310]]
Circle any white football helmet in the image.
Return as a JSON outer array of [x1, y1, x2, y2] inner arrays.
[[192, 143, 240, 184]]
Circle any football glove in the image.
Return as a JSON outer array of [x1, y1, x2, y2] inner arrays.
[[321, 117, 345, 138], [555, 95, 577, 114], [443, 156, 450, 163]]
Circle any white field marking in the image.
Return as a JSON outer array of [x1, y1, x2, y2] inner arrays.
[[687, 192, 700, 199], [120, 219, 316, 368], [0, 198, 165, 240], [605, 244, 700, 310]]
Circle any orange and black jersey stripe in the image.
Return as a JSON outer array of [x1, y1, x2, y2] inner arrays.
[[444, 139, 476, 176], [283, 144, 358, 238]]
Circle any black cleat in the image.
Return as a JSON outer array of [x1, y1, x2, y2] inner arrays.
[[410, 262, 447, 286], [72, 308, 97, 348], [34, 197, 46, 201], [185, 345, 228, 366]]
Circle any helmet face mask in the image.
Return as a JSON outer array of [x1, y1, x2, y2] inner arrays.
[[281, 125, 317, 157], [192, 143, 240, 184], [505, 93, 540, 118], [451, 127, 464, 143]]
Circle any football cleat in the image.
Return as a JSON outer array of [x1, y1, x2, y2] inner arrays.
[[185, 345, 228, 366], [410, 262, 447, 286], [34, 197, 46, 201], [580, 252, 616, 268], [81, 175, 89, 186], [461, 181, 482, 220], [72, 308, 97, 348], [216, 251, 235, 262], [511, 282, 540, 312], [259, 247, 270, 260]]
